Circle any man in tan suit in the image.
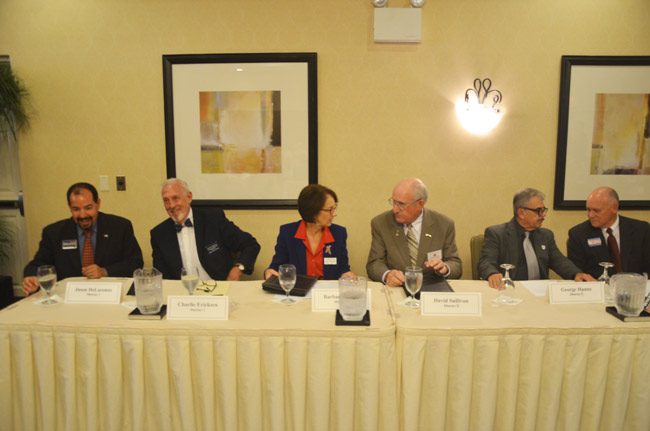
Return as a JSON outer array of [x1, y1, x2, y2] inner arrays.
[[366, 178, 462, 287]]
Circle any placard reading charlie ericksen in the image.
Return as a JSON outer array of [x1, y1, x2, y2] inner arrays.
[[167, 295, 229, 320]]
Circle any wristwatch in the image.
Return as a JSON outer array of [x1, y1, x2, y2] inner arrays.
[[235, 263, 245, 271]]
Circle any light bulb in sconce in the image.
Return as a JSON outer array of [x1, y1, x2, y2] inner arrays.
[[410, 0, 426, 7], [372, 0, 388, 7], [455, 78, 503, 135]]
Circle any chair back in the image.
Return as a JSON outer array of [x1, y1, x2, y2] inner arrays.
[[470, 234, 485, 280]]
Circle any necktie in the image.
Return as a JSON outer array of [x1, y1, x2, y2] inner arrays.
[[406, 224, 418, 266], [523, 231, 540, 280], [82, 229, 94, 267], [175, 218, 193, 232], [606, 227, 622, 273]]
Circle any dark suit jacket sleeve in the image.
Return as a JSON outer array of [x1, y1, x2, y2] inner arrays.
[[99, 215, 144, 277], [150, 231, 175, 279], [216, 212, 260, 274], [366, 216, 390, 282], [544, 231, 580, 280], [268, 224, 293, 272], [23, 225, 60, 277], [567, 224, 596, 277], [478, 225, 502, 280], [441, 220, 462, 279], [334, 226, 351, 276]]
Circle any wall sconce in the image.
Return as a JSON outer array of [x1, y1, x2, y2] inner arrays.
[[372, 0, 426, 7], [455, 78, 503, 135]]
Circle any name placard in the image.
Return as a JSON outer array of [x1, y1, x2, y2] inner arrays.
[[421, 292, 482, 316], [311, 288, 372, 312], [65, 281, 122, 304], [548, 282, 604, 304], [167, 295, 229, 320]]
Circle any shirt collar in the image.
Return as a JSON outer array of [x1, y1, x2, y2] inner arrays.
[[295, 220, 335, 243]]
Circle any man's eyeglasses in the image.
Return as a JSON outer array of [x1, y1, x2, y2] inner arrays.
[[197, 280, 217, 293], [320, 205, 338, 214], [388, 198, 420, 211], [522, 207, 548, 216]]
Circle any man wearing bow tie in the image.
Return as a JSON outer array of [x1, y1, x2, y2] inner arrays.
[[150, 178, 260, 281], [22, 182, 144, 294], [478, 188, 594, 289]]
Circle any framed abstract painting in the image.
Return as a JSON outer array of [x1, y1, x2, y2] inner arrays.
[[554, 55, 650, 209], [163, 52, 318, 209]]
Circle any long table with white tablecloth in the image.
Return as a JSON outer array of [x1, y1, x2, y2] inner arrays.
[[388, 280, 650, 431], [0, 278, 398, 431]]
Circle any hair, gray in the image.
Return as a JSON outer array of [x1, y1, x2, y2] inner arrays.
[[409, 178, 428, 203], [512, 188, 545, 216], [162, 178, 191, 195]]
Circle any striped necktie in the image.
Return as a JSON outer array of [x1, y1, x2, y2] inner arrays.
[[406, 224, 418, 266]]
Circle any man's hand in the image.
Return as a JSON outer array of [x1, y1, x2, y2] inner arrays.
[[424, 258, 449, 276], [385, 270, 405, 287], [574, 272, 595, 282], [487, 273, 503, 289], [82, 265, 107, 279], [227, 266, 243, 281], [22, 276, 40, 295], [264, 268, 279, 280]]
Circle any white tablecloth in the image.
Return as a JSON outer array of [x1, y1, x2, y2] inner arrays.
[[389, 280, 650, 431], [0, 278, 398, 431]]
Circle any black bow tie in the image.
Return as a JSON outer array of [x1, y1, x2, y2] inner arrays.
[[175, 218, 193, 232]]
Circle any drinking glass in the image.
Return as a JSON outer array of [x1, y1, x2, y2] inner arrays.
[[181, 267, 199, 295], [493, 263, 522, 305], [404, 266, 423, 308], [37, 265, 58, 305], [598, 262, 614, 305], [278, 264, 297, 304]]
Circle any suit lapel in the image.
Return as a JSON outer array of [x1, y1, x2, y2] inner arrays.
[[192, 208, 206, 259], [389, 217, 411, 268], [63, 219, 82, 273], [505, 222, 523, 278], [618, 216, 634, 270], [94, 213, 107, 265], [418, 210, 435, 264]]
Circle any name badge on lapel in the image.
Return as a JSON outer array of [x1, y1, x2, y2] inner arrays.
[[62, 239, 78, 250], [324, 257, 337, 265], [587, 237, 602, 247], [205, 242, 220, 254]]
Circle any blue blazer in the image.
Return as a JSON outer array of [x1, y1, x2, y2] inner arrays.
[[268, 221, 351, 280]]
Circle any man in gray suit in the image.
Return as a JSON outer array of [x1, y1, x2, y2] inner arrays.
[[366, 178, 462, 287], [479, 188, 594, 289]]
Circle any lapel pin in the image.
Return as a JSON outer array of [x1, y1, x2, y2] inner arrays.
[[325, 245, 332, 255], [425, 233, 432, 238], [541, 244, 546, 250], [104, 234, 109, 238]]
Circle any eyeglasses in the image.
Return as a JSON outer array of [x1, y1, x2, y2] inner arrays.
[[522, 207, 548, 216], [197, 280, 218, 293], [388, 198, 420, 211], [320, 205, 338, 214]]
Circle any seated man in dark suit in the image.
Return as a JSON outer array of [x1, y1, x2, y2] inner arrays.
[[150, 178, 260, 280], [23, 182, 144, 294], [479, 188, 594, 289], [568, 187, 650, 278]]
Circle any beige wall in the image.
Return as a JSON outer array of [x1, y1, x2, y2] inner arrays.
[[2, 0, 649, 280]]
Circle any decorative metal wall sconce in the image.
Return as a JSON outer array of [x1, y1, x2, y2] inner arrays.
[[455, 78, 504, 135], [372, 0, 426, 7]]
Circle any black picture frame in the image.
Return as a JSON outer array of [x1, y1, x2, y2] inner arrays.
[[163, 53, 318, 209], [554, 55, 650, 210]]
